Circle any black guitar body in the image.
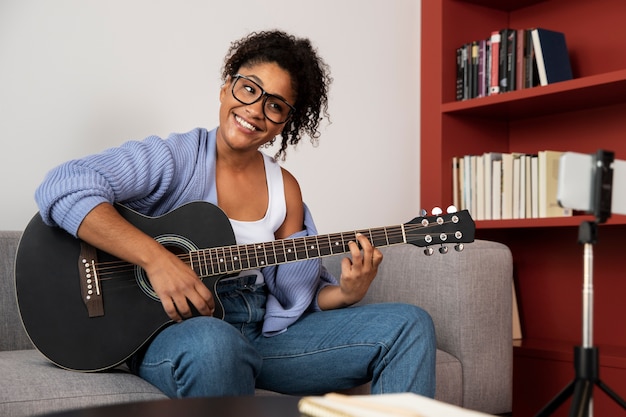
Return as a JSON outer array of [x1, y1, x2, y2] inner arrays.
[[15, 202, 235, 372]]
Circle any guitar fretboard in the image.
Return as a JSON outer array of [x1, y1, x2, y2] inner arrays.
[[188, 225, 406, 278]]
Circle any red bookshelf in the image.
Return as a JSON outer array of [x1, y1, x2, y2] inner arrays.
[[421, 1, 626, 416]]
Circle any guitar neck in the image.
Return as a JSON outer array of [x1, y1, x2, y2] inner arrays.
[[188, 225, 406, 278]]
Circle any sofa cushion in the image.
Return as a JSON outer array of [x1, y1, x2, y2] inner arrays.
[[0, 231, 32, 351], [0, 350, 167, 417]]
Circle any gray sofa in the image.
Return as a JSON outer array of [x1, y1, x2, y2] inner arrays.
[[0, 230, 513, 416]]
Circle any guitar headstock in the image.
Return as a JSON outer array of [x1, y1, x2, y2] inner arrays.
[[404, 206, 475, 255]]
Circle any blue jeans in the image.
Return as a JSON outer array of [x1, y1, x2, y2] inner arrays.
[[134, 275, 436, 398]]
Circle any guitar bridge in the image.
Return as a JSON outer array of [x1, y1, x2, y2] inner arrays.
[[78, 242, 104, 317]]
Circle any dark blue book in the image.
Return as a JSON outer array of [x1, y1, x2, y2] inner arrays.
[[530, 28, 573, 86]]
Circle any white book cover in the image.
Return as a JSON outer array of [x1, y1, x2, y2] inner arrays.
[[525, 155, 532, 218], [476, 154, 485, 220], [452, 157, 460, 210], [531, 155, 539, 218], [501, 153, 514, 219], [470, 155, 478, 218], [513, 156, 521, 219], [492, 159, 502, 220], [483, 152, 502, 220]]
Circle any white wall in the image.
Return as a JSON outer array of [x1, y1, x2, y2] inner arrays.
[[0, 0, 421, 234]]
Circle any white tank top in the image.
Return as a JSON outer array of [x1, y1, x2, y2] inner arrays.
[[229, 153, 286, 245], [227, 154, 286, 284]]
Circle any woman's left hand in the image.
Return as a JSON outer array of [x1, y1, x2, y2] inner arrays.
[[317, 233, 383, 310]]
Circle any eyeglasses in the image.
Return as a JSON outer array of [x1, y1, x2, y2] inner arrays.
[[231, 74, 295, 124]]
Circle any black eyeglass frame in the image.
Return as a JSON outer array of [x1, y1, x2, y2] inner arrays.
[[231, 74, 296, 124]]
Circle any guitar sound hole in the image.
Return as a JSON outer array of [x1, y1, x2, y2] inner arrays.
[[135, 234, 198, 302]]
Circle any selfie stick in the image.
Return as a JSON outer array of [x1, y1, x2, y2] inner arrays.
[[536, 150, 626, 417]]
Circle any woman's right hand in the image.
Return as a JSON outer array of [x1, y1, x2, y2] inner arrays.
[[77, 203, 215, 322]]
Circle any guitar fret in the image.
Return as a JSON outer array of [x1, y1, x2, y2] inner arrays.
[[188, 251, 198, 276], [327, 233, 344, 255], [199, 250, 208, 276], [319, 234, 332, 257], [217, 247, 227, 273], [388, 225, 405, 245], [275, 240, 287, 264], [265, 242, 277, 266], [231, 245, 242, 272], [243, 244, 256, 269], [209, 248, 218, 275], [256, 244, 267, 267], [294, 237, 307, 260], [285, 239, 297, 262], [304, 236, 320, 258], [240, 244, 251, 271], [371, 227, 389, 247]]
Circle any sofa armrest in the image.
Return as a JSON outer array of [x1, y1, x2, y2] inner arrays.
[[322, 239, 513, 414]]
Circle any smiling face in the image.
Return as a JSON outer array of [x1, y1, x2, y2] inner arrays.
[[217, 62, 296, 155]]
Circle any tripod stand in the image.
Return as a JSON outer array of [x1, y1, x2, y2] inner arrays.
[[535, 221, 626, 417]]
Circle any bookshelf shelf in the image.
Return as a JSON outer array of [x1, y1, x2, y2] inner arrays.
[[421, 0, 626, 415], [442, 69, 626, 120], [476, 214, 626, 230], [462, 0, 546, 12]]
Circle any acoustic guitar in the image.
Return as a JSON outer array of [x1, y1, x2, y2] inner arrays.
[[15, 201, 474, 372]]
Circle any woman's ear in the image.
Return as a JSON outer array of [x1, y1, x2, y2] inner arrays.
[[219, 76, 231, 102]]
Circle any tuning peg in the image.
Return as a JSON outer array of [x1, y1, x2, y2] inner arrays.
[[455, 243, 464, 252], [447, 205, 457, 213], [439, 245, 449, 254], [431, 207, 443, 216], [420, 209, 428, 217], [424, 247, 434, 256]]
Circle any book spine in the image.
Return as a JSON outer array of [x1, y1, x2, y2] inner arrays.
[[489, 31, 501, 94], [531, 29, 548, 86], [498, 29, 510, 92], [456, 47, 464, 100]]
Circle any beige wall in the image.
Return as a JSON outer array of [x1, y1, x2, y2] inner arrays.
[[0, 0, 421, 233]]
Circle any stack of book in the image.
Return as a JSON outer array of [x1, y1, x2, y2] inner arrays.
[[456, 27, 573, 101], [298, 392, 495, 417], [452, 151, 573, 221]]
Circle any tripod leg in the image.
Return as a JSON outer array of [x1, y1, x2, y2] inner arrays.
[[597, 379, 626, 410], [569, 379, 592, 417], [535, 381, 576, 417]]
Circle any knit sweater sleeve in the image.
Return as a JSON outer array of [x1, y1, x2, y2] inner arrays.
[[261, 204, 338, 336], [35, 128, 213, 236]]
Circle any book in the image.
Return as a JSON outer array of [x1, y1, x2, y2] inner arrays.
[[477, 39, 488, 98], [489, 31, 501, 94], [530, 155, 539, 218], [523, 29, 539, 88], [515, 28, 525, 90], [298, 393, 495, 417], [512, 282, 522, 340], [498, 29, 511, 92], [456, 47, 464, 101], [483, 152, 502, 220], [452, 157, 460, 209], [491, 159, 502, 220], [531, 28, 573, 86], [513, 156, 521, 219], [501, 153, 522, 219], [475, 154, 485, 220], [538, 150, 573, 217], [505, 29, 517, 92]]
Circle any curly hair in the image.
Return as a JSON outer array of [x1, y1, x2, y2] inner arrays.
[[221, 30, 332, 160]]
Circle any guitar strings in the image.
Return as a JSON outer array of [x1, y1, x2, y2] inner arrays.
[[90, 219, 466, 285]]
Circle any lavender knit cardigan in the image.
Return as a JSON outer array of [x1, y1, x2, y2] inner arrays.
[[35, 127, 337, 336]]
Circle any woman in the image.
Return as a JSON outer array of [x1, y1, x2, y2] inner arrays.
[[36, 30, 436, 398]]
